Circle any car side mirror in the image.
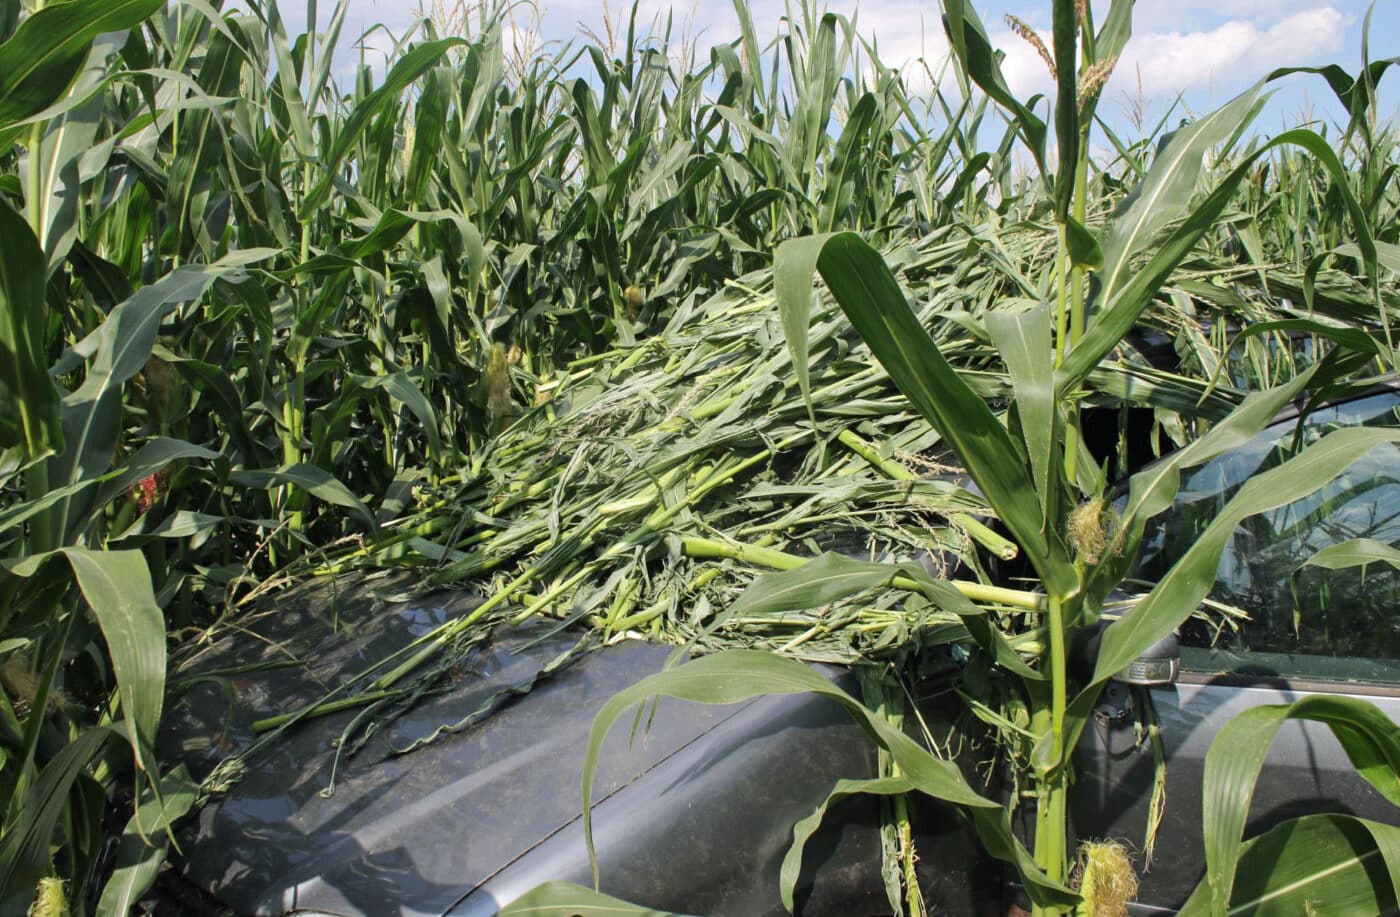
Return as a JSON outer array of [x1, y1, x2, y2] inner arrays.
[[1069, 617, 1181, 687], [1113, 631, 1180, 686]]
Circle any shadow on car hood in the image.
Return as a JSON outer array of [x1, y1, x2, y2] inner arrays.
[[162, 574, 747, 916]]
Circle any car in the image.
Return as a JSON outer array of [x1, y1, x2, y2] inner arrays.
[[1071, 383, 1400, 913], [156, 575, 990, 916], [158, 386, 1400, 916]]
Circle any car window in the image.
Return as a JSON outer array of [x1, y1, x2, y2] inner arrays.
[[1128, 390, 1400, 682]]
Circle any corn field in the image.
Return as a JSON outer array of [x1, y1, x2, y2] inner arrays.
[[0, 0, 1397, 913]]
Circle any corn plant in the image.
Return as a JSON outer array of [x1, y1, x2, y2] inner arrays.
[[579, 2, 1400, 915]]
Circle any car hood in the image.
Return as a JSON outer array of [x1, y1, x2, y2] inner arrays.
[[162, 574, 744, 916]]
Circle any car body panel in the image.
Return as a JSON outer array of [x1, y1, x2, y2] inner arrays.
[[1074, 674, 1400, 912], [448, 687, 893, 917], [1072, 385, 1400, 911], [163, 575, 984, 916]]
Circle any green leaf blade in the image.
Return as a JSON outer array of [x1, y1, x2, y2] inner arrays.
[[809, 232, 1075, 596], [0, 202, 62, 456], [0, 0, 165, 130]]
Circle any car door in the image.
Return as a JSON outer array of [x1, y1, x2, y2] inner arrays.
[[1072, 388, 1400, 913]]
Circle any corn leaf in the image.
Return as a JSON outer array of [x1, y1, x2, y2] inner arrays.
[[498, 881, 688, 916], [1092, 426, 1400, 688], [302, 38, 466, 214], [1093, 0, 1134, 68], [22, 37, 111, 274], [47, 251, 275, 541], [780, 775, 913, 911], [259, 1, 315, 159], [1303, 537, 1400, 572], [986, 304, 1057, 526], [1061, 424, 1400, 775], [65, 550, 165, 750], [1093, 87, 1263, 313], [817, 92, 878, 232], [1063, 125, 1383, 391], [87, 437, 218, 524], [94, 767, 199, 917], [728, 553, 1042, 680], [1082, 369, 1320, 611], [727, 550, 898, 614], [773, 232, 832, 419], [0, 202, 61, 456], [939, 0, 1047, 177], [230, 463, 375, 529], [0, 0, 164, 130], [1196, 696, 1400, 916], [1051, 0, 1078, 218], [1177, 814, 1400, 917], [0, 727, 109, 911], [779, 231, 1076, 596], [1267, 58, 1400, 130], [348, 372, 444, 460]]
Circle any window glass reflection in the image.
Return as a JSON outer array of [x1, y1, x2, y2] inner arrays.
[[1131, 392, 1400, 667]]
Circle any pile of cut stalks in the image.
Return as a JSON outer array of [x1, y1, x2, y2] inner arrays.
[[247, 225, 1243, 744]]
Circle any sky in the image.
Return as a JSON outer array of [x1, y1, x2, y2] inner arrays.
[[278, 0, 1400, 136]]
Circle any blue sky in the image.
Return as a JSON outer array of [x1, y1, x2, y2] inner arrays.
[[281, 0, 1400, 135]]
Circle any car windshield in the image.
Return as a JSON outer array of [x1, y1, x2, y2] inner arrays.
[[1128, 390, 1400, 667]]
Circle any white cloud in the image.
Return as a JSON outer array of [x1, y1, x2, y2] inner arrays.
[[1112, 7, 1349, 101], [849, 4, 949, 65], [1130, 0, 1332, 33], [982, 6, 1349, 107]]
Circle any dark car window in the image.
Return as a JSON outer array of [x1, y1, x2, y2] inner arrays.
[[1129, 390, 1400, 682]]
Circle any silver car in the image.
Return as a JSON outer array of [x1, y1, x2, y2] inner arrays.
[[1073, 385, 1400, 913]]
